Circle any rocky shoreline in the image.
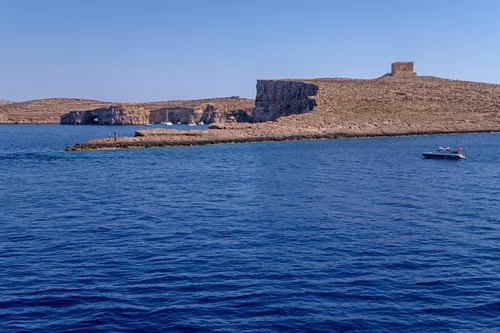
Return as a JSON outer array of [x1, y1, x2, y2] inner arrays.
[[65, 73, 500, 151], [64, 124, 498, 151]]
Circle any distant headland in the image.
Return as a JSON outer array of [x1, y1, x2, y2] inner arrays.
[[2, 62, 500, 150]]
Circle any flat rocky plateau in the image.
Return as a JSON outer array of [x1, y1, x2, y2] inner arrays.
[[0, 97, 254, 124], [65, 75, 500, 151], [0, 98, 109, 123]]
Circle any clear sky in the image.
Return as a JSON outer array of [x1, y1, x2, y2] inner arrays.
[[1, 0, 499, 102]]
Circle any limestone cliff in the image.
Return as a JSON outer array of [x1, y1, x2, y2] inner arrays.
[[198, 103, 253, 124], [149, 103, 253, 124], [149, 107, 196, 124], [252, 80, 318, 122], [0, 97, 254, 124], [61, 101, 255, 125], [139, 97, 254, 124], [61, 105, 149, 125]]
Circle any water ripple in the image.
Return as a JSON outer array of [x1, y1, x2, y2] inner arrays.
[[1, 127, 500, 332]]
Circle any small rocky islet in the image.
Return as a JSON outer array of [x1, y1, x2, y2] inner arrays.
[[1, 62, 500, 151]]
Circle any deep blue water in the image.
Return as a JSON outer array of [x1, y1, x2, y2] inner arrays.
[[1, 125, 500, 332]]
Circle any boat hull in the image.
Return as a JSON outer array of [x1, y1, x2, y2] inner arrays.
[[423, 153, 465, 159]]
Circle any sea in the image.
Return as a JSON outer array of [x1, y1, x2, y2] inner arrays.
[[1, 124, 499, 332]]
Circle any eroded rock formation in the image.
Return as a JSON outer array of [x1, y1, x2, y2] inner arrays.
[[198, 103, 253, 124], [0, 97, 254, 124], [150, 107, 195, 124], [252, 80, 318, 122], [62, 101, 255, 125], [150, 103, 253, 124], [60, 105, 150, 125]]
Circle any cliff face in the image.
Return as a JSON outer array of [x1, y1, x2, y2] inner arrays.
[[198, 103, 253, 124], [60, 105, 149, 125], [252, 80, 318, 122], [61, 100, 255, 125], [126, 97, 254, 124], [150, 107, 195, 124], [0, 96, 255, 124], [150, 104, 253, 124]]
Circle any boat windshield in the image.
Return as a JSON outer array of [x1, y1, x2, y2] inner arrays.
[[435, 146, 462, 154]]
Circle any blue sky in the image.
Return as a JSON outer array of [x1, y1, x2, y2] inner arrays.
[[1, 0, 499, 102]]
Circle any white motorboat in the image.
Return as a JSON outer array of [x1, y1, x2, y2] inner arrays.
[[423, 146, 466, 159]]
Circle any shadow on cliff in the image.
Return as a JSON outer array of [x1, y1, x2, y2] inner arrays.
[[252, 80, 319, 123]]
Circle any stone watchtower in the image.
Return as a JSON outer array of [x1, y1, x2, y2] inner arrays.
[[390, 62, 416, 77]]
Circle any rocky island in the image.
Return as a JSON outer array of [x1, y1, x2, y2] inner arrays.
[[2, 62, 500, 150], [64, 62, 500, 151]]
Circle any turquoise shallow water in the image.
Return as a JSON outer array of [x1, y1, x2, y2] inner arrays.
[[1, 125, 499, 332]]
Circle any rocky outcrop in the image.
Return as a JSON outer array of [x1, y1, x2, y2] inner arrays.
[[61, 101, 255, 125], [150, 107, 195, 124], [198, 103, 253, 124], [221, 108, 253, 123], [0, 100, 13, 105], [137, 97, 254, 124], [66, 74, 500, 151], [0, 97, 255, 124], [150, 103, 253, 125], [252, 80, 318, 122], [61, 104, 149, 125]]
